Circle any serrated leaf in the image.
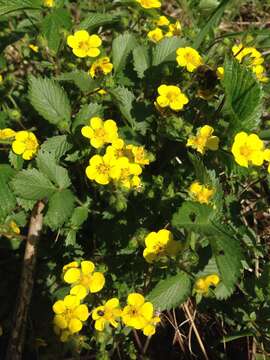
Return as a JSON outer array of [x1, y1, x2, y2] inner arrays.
[[45, 189, 75, 230], [65, 229, 77, 246], [9, 150, 24, 170], [28, 75, 71, 127], [36, 150, 71, 189], [148, 272, 191, 311], [222, 57, 263, 133], [72, 103, 104, 131], [79, 12, 119, 30], [70, 206, 88, 229], [152, 37, 185, 66], [209, 232, 243, 291], [57, 71, 99, 93], [133, 45, 150, 79], [41, 9, 71, 53], [0, 164, 16, 220], [0, 0, 41, 16], [112, 33, 137, 73], [12, 169, 56, 200], [110, 86, 136, 127], [40, 135, 72, 160], [172, 201, 216, 233]]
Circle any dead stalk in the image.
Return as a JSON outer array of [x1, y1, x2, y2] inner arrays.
[[5, 201, 45, 360]]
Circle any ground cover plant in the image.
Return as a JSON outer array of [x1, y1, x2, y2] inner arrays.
[[1, 0, 270, 359]]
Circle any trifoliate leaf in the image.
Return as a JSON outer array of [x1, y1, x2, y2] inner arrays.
[[36, 150, 71, 190], [152, 36, 185, 66], [148, 272, 191, 311], [12, 169, 56, 200], [28, 75, 71, 127], [45, 189, 75, 230], [112, 32, 137, 73]]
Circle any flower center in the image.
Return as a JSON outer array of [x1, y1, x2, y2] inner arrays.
[[97, 163, 110, 175], [166, 91, 178, 102], [95, 128, 106, 139], [78, 41, 90, 51], [240, 145, 251, 157], [80, 274, 91, 287]]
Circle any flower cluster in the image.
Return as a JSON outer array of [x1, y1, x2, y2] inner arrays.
[[187, 125, 219, 155], [156, 84, 189, 112], [143, 229, 181, 263], [194, 274, 220, 295], [136, 0, 161, 9], [147, 16, 181, 43], [81, 117, 149, 188], [189, 181, 214, 205], [176, 47, 203, 72], [232, 43, 268, 82], [231, 132, 270, 172]]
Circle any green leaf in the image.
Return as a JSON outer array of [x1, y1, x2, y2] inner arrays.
[[36, 150, 71, 190], [148, 272, 191, 311], [0, 164, 16, 220], [222, 57, 263, 133], [12, 169, 56, 200], [209, 231, 243, 292], [193, 0, 231, 48], [172, 201, 216, 233], [40, 135, 72, 160], [0, 0, 41, 16], [70, 206, 88, 229], [28, 75, 71, 127], [112, 32, 137, 73], [152, 36, 185, 66], [9, 150, 24, 170], [72, 103, 104, 131], [45, 189, 75, 230], [41, 9, 71, 53], [57, 71, 99, 93], [79, 12, 119, 30], [109, 86, 135, 127], [133, 45, 150, 79]]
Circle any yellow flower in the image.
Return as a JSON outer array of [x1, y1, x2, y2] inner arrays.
[[147, 28, 164, 43], [43, 0, 54, 6], [122, 293, 154, 329], [86, 154, 118, 185], [189, 181, 214, 204], [98, 89, 107, 95], [143, 316, 161, 336], [67, 30, 102, 58], [143, 229, 181, 263], [194, 274, 220, 295], [0, 74, 3, 84], [29, 44, 39, 53], [187, 125, 219, 154], [232, 44, 264, 66], [9, 221, 20, 234], [165, 21, 181, 37], [81, 117, 118, 149], [63, 260, 105, 299], [156, 15, 170, 27], [156, 84, 189, 111], [110, 156, 142, 189], [264, 149, 270, 173], [105, 138, 126, 159], [0, 128, 16, 140], [92, 298, 122, 331], [216, 66, 224, 80], [53, 295, 89, 339], [176, 47, 203, 72], [136, 0, 161, 9], [12, 131, 39, 160], [89, 57, 113, 78], [126, 144, 150, 165], [252, 64, 268, 83], [231, 132, 265, 168]]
